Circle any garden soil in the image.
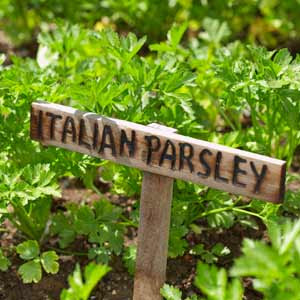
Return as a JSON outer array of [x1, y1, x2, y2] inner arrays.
[[0, 177, 265, 300]]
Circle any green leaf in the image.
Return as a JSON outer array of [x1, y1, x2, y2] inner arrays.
[[200, 18, 230, 44], [18, 259, 42, 283], [92, 223, 124, 256], [268, 219, 300, 254], [41, 251, 59, 274], [273, 48, 293, 68], [60, 263, 111, 300], [212, 243, 231, 256], [37, 45, 59, 68], [160, 284, 182, 300], [194, 262, 243, 300], [0, 54, 5, 65], [74, 206, 97, 235], [123, 245, 137, 275], [194, 263, 227, 300], [94, 199, 122, 222], [82, 263, 111, 299], [168, 225, 188, 258], [51, 211, 76, 249], [167, 22, 188, 48], [16, 240, 40, 260], [0, 249, 11, 271], [230, 220, 300, 298], [61, 264, 83, 300], [205, 190, 235, 229], [88, 246, 111, 264], [230, 239, 284, 283], [161, 71, 196, 92], [226, 278, 244, 300], [29, 197, 52, 239], [58, 229, 77, 249], [127, 34, 147, 59]]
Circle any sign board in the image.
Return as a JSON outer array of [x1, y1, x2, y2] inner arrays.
[[31, 101, 286, 203], [30, 101, 286, 300]]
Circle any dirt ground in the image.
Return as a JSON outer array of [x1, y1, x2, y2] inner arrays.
[[0, 176, 266, 300]]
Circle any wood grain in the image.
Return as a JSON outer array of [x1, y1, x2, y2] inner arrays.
[[30, 101, 286, 202], [133, 172, 173, 300], [133, 125, 176, 300]]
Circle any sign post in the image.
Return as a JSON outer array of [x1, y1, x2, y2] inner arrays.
[[133, 124, 177, 300], [30, 101, 286, 299], [133, 172, 174, 300]]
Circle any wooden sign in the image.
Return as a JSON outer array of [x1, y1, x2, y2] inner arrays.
[[31, 101, 286, 203], [30, 101, 286, 300]]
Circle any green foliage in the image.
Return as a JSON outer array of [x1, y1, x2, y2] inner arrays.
[[1, 24, 297, 237], [231, 219, 300, 300], [122, 245, 137, 275], [41, 251, 60, 274], [199, 17, 231, 46], [161, 284, 200, 300], [0, 8, 300, 298], [168, 224, 189, 258], [0, 163, 59, 240], [214, 45, 300, 165], [204, 191, 235, 229], [195, 263, 243, 300], [51, 199, 124, 263], [0, 248, 11, 271], [16, 240, 40, 260], [190, 243, 230, 264], [16, 240, 59, 283], [51, 205, 77, 249], [60, 263, 110, 300], [161, 262, 243, 300], [161, 284, 183, 300], [18, 259, 42, 284], [0, 164, 60, 206], [1, 0, 300, 50]]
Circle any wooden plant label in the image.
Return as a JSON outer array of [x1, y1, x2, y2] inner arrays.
[[31, 101, 286, 300], [31, 101, 286, 203]]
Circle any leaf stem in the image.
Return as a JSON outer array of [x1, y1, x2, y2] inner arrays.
[[46, 246, 88, 256], [119, 215, 138, 228], [192, 204, 264, 223], [11, 200, 40, 241]]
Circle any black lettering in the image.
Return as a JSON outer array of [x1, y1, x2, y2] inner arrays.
[[159, 140, 176, 170], [179, 143, 194, 173], [120, 130, 136, 157], [232, 155, 247, 187], [198, 149, 212, 178], [79, 119, 91, 149], [214, 151, 228, 183], [46, 112, 62, 140], [92, 122, 99, 150], [144, 135, 161, 165], [62, 116, 76, 143], [250, 162, 267, 193], [99, 125, 116, 156], [37, 110, 43, 139]]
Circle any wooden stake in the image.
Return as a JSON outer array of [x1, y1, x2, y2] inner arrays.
[[133, 172, 173, 300], [29, 102, 287, 299], [133, 125, 176, 300]]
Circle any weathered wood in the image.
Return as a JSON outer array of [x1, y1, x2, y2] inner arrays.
[[133, 172, 174, 300], [30, 101, 286, 202], [133, 124, 176, 300]]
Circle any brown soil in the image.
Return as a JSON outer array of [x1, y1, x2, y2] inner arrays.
[[0, 30, 38, 66], [0, 178, 264, 300]]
